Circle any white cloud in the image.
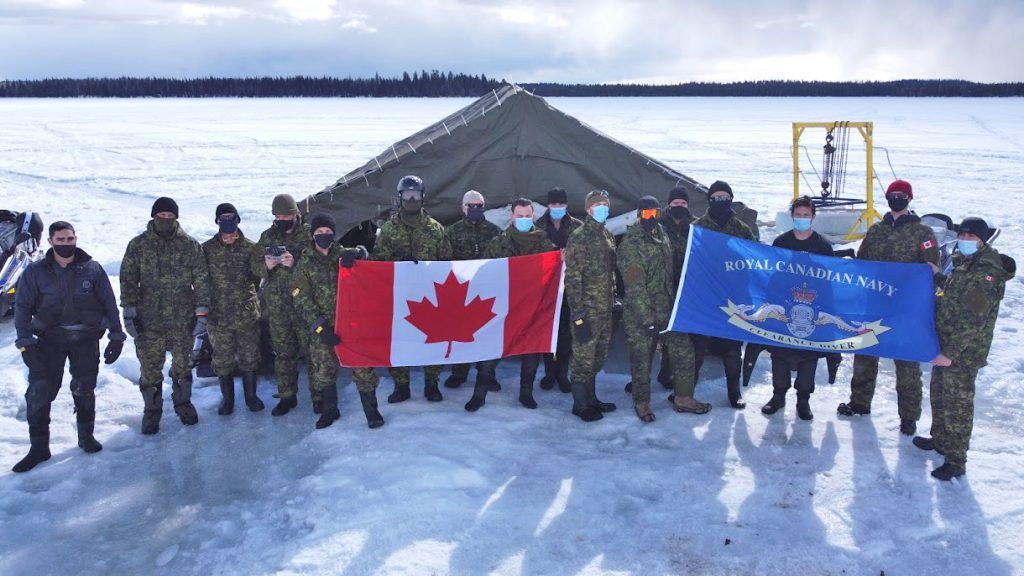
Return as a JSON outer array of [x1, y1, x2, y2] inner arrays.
[[272, 0, 336, 22], [340, 12, 376, 33], [178, 3, 245, 25]]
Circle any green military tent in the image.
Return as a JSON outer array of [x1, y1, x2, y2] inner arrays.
[[301, 83, 755, 236]]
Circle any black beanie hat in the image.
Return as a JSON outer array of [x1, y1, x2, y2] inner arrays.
[[668, 186, 690, 203], [215, 202, 239, 222], [958, 217, 994, 243], [309, 212, 337, 236], [637, 195, 660, 211], [151, 197, 179, 218], [547, 187, 568, 205], [707, 181, 733, 200]]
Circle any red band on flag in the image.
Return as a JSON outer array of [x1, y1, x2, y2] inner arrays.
[[336, 261, 394, 367], [503, 250, 563, 357]]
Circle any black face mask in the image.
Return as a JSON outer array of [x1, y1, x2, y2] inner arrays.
[[401, 198, 423, 215], [218, 218, 239, 234], [466, 206, 486, 222], [640, 218, 659, 233], [273, 219, 294, 233], [668, 206, 691, 221], [53, 244, 76, 259], [709, 198, 733, 225], [887, 196, 910, 213], [313, 233, 334, 250]]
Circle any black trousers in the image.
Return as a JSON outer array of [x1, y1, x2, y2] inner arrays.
[[770, 355, 818, 396], [25, 334, 100, 431]]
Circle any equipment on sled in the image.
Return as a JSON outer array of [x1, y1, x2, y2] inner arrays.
[[0, 210, 44, 318]]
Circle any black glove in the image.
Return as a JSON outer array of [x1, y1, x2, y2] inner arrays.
[[311, 317, 341, 346], [571, 310, 593, 344], [644, 324, 660, 338], [1001, 254, 1016, 275], [123, 306, 141, 339], [17, 338, 45, 372], [103, 339, 124, 364], [834, 248, 856, 259], [340, 246, 366, 268]]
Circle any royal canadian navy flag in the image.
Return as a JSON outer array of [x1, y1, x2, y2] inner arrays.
[[335, 251, 564, 367]]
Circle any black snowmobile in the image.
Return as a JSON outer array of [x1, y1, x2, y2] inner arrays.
[[0, 210, 44, 318]]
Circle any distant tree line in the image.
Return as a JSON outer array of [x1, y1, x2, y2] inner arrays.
[[0, 74, 1020, 97]]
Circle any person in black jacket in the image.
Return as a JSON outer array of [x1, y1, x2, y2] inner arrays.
[[761, 196, 834, 421], [12, 221, 126, 473]]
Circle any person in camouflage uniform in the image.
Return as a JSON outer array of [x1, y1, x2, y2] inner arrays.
[[201, 203, 265, 415], [254, 193, 313, 417], [291, 213, 379, 429], [619, 196, 709, 423], [462, 198, 558, 413], [535, 187, 583, 393], [914, 217, 1014, 481], [375, 175, 453, 404], [693, 181, 755, 409], [838, 180, 940, 436], [656, 186, 696, 389], [564, 190, 618, 422], [120, 197, 211, 434], [443, 190, 504, 392]]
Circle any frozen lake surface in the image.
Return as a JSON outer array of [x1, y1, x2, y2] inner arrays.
[[0, 97, 1022, 575]]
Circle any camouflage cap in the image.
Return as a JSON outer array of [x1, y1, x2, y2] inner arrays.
[[272, 194, 299, 216]]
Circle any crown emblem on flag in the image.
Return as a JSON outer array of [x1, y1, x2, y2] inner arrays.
[[791, 283, 817, 304]]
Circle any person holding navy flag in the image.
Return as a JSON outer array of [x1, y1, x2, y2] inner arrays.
[[837, 179, 939, 435], [915, 217, 1014, 480], [693, 180, 755, 409], [761, 196, 834, 420]]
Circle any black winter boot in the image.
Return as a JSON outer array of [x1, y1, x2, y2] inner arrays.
[[359, 390, 385, 429], [315, 384, 340, 429], [900, 419, 917, 436], [13, 431, 50, 473], [424, 377, 444, 402], [171, 379, 198, 426], [387, 383, 411, 404], [519, 377, 537, 409], [589, 378, 616, 413], [464, 379, 489, 412], [444, 375, 467, 389], [77, 414, 103, 454], [931, 462, 965, 481], [271, 395, 298, 416], [556, 362, 572, 394], [540, 355, 557, 390], [761, 394, 785, 415], [725, 356, 745, 409], [140, 385, 162, 435], [837, 401, 871, 416], [796, 393, 813, 421], [241, 372, 265, 412], [571, 379, 602, 422], [217, 375, 235, 415]]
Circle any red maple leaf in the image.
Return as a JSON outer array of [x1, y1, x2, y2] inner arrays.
[[405, 271, 497, 358]]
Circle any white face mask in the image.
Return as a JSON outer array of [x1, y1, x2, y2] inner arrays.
[[957, 239, 980, 256]]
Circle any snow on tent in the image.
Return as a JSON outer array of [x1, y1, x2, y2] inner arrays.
[[300, 83, 757, 238]]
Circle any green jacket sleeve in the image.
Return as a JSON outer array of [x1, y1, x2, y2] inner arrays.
[[119, 238, 141, 308], [190, 239, 212, 310]]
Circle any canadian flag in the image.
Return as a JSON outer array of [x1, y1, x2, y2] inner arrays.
[[335, 251, 565, 368]]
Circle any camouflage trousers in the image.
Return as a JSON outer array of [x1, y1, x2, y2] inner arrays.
[[570, 310, 612, 383], [307, 339, 340, 393], [208, 320, 261, 377], [267, 303, 309, 400], [388, 366, 443, 387], [353, 368, 380, 393], [625, 325, 695, 404], [849, 355, 923, 421], [929, 364, 978, 468], [136, 328, 193, 405]]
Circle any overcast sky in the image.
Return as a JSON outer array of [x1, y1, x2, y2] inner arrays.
[[1, 0, 1021, 83]]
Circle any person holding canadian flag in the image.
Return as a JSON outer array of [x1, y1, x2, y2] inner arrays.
[[563, 190, 619, 422], [837, 179, 941, 437]]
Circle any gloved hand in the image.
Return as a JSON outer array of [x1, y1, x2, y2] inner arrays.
[[571, 310, 592, 344], [341, 246, 368, 268], [834, 248, 856, 258], [644, 324, 660, 338], [311, 316, 341, 346], [103, 339, 124, 364], [16, 337, 44, 372], [123, 306, 141, 339], [192, 309, 208, 338]]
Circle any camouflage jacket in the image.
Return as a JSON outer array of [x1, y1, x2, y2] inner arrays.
[[201, 230, 261, 325], [255, 218, 311, 310], [446, 218, 502, 260], [291, 242, 348, 333], [536, 210, 583, 249], [120, 220, 211, 332], [564, 216, 617, 317], [694, 212, 755, 241], [374, 210, 452, 262], [936, 245, 1014, 369], [857, 212, 939, 265], [485, 226, 556, 258], [617, 223, 676, 328], [659, 212, 693, 290]]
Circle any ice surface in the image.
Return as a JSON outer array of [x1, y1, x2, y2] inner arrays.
[[0, 97, 1022, 575]]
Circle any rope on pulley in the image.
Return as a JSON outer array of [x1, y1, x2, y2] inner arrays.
[[819, 122, 851, 203]]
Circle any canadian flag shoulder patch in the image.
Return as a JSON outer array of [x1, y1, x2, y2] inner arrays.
[[986, 274, 995, 282], [921, 239, 936, 250]]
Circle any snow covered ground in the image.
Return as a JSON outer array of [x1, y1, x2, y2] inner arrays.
[[0, 97, 1022, 575]]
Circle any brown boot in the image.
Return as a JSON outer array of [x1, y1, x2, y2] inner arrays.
[[672, 395, 711, 414], [634, 402, 656, 423]]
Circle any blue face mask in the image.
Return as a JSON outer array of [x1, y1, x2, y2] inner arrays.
[[957, 239, 980, 256], [591, 205, 609, 224], [792, 218, 812, 232], [514, 217, 533, 232], [549, 206, 567, 220]]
